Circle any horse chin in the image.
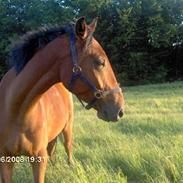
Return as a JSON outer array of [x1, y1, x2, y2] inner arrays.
[[97, 111, 112, 122], [97, 112, 108, 122], [97, 110, 120, 122]]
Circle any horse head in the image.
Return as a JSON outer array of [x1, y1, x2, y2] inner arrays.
[[60, 17, 125, 122]]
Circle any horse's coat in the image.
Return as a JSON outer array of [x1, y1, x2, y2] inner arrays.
[[0, 17, 125, 183]]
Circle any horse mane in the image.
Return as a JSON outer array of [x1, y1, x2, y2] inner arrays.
[[9, 25, 69, 73]]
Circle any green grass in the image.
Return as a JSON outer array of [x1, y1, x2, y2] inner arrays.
[[13, 81, 183, 183]]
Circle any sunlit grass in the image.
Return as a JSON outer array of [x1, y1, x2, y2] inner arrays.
[[13, 81, 183, 183]]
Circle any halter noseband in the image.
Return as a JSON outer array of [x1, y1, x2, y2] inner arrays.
[[66, 25, 121, 110]]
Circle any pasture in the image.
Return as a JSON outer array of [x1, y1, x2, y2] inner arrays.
[[13, 81, 183, 183]]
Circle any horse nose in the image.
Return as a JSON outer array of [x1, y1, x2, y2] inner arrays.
[[118, 108, 124, 119], [100, 107, 124, 122]]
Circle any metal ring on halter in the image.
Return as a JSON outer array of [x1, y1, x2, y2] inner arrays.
[[94, 90, 103, 99], [72, 65, 82, 73]]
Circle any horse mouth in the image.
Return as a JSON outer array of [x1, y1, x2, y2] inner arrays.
[[97, 111, 119, 122]]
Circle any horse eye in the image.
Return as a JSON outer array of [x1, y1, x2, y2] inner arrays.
[[94, 59, 105, 68]]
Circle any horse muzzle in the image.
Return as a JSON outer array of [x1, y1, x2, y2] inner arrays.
[[97, 106, 124, 122]]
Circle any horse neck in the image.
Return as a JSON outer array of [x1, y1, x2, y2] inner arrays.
[[8, 37, 70, 115]]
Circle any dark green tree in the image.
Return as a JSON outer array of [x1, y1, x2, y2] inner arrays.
[[0, 0, 183, 84]]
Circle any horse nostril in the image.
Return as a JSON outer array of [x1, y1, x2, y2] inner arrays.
[[118, 109, 124, 118]]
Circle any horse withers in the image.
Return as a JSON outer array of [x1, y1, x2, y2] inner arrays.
[[0, 17, 124, 183]]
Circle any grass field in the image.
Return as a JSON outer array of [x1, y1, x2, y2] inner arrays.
[[13, 81, 183, 183]]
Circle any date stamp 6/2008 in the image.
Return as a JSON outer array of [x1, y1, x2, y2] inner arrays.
[[0, 156, 46, 163]]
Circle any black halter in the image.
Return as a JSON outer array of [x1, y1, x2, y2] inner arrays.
[[66, 25, 121, 110]]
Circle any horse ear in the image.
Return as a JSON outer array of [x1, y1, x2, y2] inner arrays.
[[75, 17, 87, 39], [88, 17, 98, 33]]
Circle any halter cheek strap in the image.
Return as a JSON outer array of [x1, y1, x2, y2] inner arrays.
[[66, 25, 121, 110]]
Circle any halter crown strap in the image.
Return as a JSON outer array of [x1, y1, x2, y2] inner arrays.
[[66, 25, 79, 90], [66, 25, 78, 66]]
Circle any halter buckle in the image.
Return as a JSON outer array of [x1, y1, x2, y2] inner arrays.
[[72, 65, 82, 73]]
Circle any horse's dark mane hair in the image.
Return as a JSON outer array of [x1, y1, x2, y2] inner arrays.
[[9, 25, 70, 73]]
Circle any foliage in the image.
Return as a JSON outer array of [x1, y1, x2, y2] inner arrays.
[[0, 0, 183, 85]]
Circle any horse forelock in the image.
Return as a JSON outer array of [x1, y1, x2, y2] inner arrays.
[[9, 25, 68, 74]]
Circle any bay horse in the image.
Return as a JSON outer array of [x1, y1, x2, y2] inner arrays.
[[0, 17, 124, 183]]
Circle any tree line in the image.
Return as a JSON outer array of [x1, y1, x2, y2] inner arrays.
[[0, 0, 183, 85]]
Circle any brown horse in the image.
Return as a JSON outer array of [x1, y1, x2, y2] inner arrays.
[[0, 17, 124, 183]]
